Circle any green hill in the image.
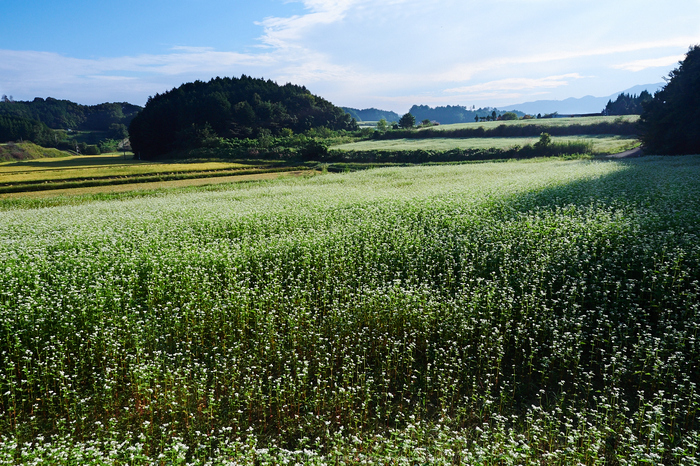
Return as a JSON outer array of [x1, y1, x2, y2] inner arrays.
[[129, 75, 358, 159], [342, 107, 401, 122], [0, 97, 141, 131]]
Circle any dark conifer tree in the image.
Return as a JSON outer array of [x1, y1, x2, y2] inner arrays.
[[640, 46, 700, 154]]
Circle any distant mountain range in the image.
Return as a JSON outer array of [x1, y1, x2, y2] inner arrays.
[[501, 83, 665, 116]]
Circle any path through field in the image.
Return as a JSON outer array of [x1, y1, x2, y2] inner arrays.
[[601, 147, 644, 158]]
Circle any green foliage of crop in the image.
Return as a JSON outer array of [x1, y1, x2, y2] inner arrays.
[[1, 156, 699, 464]]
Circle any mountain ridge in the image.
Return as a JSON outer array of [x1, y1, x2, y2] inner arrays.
[[500, 83, 665, 115]]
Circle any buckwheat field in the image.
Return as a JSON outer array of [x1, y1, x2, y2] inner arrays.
[[1, 157, 698, 465]]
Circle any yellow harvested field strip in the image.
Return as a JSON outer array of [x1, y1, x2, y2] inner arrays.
[[0, 162, 253, 183], [0, 170, 314, 199]]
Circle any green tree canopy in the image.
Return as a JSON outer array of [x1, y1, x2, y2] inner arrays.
[[0, 98, 141, 131], [640, 46, 700, 154], [604, 91, 652, 116], [398, 112, 416, 129], [129, 75, 358, 159]]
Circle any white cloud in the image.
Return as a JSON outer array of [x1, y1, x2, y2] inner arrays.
[[435, 38, 699, 84], [612, 55, 685, 72], [445, 74, 585, 94], [0, 47, 280, 104], [1, 0, 698, 108], [257, 0, 369, 49]]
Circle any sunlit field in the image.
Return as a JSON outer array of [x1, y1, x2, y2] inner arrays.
[[0, 154, 257, 185], [333, 135, 639, 154], [425, 115, 640, 131], [0, 156, 698, 464], [0, 170, 314, 203]]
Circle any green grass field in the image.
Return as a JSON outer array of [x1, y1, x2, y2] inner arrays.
[[333, 135, 639, 154], [425, 114, 640, 131], [1, 156, 698, 464]]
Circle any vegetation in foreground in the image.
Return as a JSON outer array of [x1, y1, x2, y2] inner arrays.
[[0, 156, 699, 464]]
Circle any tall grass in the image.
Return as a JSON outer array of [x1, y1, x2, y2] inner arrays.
[[0, 156, 699, 464]]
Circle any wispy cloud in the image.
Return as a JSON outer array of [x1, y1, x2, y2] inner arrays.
[[257, 0, 368, 49], [612, 55, 685, 72], [445, 74, 585, 94], [435, 37, 699, 84], [0, 47, 277, 103], [1, 0, 698, 108]]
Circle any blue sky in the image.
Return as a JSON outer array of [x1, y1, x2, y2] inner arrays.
[[1, 0, 698, 112]]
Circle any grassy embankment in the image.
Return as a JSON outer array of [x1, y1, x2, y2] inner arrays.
[[0, 142, 71, 162], [0, 156, 698, 464]]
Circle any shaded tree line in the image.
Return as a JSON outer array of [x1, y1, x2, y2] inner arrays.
[[318, 139, 593, 164], [0, 97, 141, 131], [342, 107, 400, 122], [604, 91, 652, 115], [129, 75, 358, 159], [407, 105, 523, 125]]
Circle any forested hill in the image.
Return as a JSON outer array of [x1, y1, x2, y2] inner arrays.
[[342, 107, 401, 122], [408, 105, 524, 124], [129, 75, 358, 159], [0, 97, 141, 131]]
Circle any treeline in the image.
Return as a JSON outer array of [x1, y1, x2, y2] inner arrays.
[[0, 114, 127, 153], [320, 140, 593, 164], [407, 105, 524, 124], [0, 115, 58, 147], [604, 91, 652, 115], [373, 119, 638, 140], [129, 75, 358, 159], [342, 107, 401, 122], [174, 134, 335, 161], [0, 96, 141, 131], [177, 132, 593, 163]]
